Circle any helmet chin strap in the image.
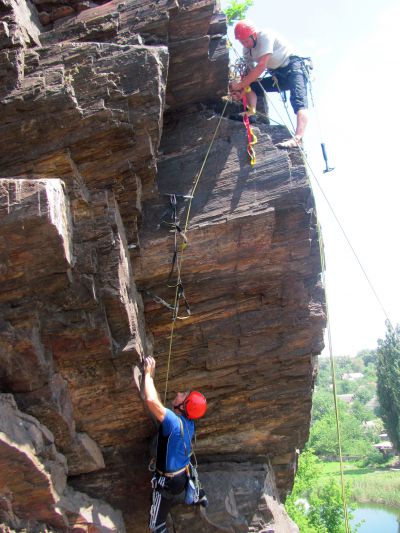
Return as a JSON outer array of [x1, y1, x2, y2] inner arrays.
[[250, 35, 257, 47], [174, 400, 187, 414]]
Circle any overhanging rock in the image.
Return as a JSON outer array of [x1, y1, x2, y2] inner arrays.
[[135, 111, 325, 497], [0, 0, 325, 531]]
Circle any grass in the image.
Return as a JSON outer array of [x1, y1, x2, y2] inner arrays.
[[319, 461, 400, 507]]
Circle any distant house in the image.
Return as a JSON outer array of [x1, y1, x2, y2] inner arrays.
[[342, 372, 364, 381], [363, 420, 376, 429], [338, 394, 355, 404], [373, 441, 394, 456]]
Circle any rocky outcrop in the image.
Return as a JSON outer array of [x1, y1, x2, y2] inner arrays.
[[136, 112, 324, 490], [0, 0, 325, 532], [0, 394, 125, 531]]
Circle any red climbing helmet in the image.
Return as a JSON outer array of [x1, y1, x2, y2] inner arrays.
[[183, 391, 207, 420], [234, 20, 257, 41]]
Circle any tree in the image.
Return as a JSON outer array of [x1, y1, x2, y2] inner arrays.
[[353, 384, 375, 405], [308, 479, 354, 533], [376, 322, 400, 453], [285, 450, 325, 533], [358, 348, 377, 367], [285, 449, 358, 532], [309, 407, 374, 457], [222, 0, 254, 25], [312, 389, 335, 423]]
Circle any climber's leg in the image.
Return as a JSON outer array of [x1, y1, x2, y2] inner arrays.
[[149, 473, 187, 532], [149, 477, 170, 533]]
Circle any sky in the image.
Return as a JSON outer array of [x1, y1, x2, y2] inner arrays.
[[221, 0, 400, 356]]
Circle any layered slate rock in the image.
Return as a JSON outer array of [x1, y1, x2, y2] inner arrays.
[[0, 179, 109, 475], [0, 0, 325, 531], [39, 0, 228, 110], [133, 112, 325, 513], [0, 394, 125, 531]]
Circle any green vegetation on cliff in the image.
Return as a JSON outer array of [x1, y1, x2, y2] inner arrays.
[[286, 346, 400, 530], [222, 0, 253, 25]]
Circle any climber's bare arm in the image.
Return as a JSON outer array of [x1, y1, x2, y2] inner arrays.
[[143, 356, 166, 422]]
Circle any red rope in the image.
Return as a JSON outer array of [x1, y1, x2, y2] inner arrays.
[[242, 91, 257, 166]]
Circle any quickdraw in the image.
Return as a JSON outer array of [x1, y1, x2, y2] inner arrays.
[[242, 88, 257, 166], [159, 193, 190, 285], [173, 282, 191, 321], [143, 193, 193, 321], [139, 286, 191, 321]]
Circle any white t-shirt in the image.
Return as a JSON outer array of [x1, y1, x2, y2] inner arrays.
[[243, 29, 294, 70]]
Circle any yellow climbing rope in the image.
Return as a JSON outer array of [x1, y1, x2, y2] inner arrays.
[[228, 42, 398, 530], [163, 99, 229, 403], [317, 227, 350, 533]]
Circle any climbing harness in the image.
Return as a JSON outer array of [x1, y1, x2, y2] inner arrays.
[[180, 417, 202, 505], [230, 43, 334, 172], [230, 56, 248, 80]]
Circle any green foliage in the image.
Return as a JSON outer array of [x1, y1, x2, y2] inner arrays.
[[357, 447, 388, 467], [335, 356, 354, 375], [312, 349, 385, 459], [376, 322, 400, 453], [291, 449, 323, 495], [349, 469, 400, 506], [351, 400, 374, 423], [222, 0, 254, 25], [285, 450, 357, 532], [358, 348, 377, 367], [309, 407, 374, 457], [312, 389, 334, 423], [285, 450, 324, 533], [337, 379, 358, 394], [308, 478, 353, 533], [354, 384, 375, 405], [319, 460, 400, 506], [285, 500, 320, 533]]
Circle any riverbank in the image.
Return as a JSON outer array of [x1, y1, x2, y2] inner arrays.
[[320, 461, 400, 507]]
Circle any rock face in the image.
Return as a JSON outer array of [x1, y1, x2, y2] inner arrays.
[[0, 394, 125, 531], [0, 0, 325, 532]]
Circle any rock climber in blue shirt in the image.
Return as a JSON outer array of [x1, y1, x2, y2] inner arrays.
[[142, 356, 207, 533]]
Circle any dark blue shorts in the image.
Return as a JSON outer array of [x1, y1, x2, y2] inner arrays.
[[250, 56, 308, 114]]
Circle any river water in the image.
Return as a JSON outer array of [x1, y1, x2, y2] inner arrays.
[[351, 503, 400, 532]]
